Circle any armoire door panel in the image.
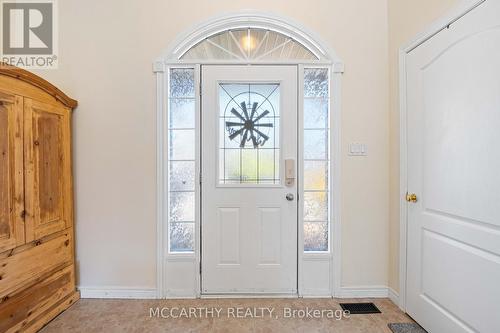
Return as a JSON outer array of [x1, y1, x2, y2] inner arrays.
[[24, 98, 72, 241], [37, 112, 63, 223], [0, 92, 25, 253]]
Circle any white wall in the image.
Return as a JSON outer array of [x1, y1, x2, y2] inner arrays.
[[35, 0, 391, 291]]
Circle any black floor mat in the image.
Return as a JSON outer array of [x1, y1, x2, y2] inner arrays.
[[339, 302, 381, 314]]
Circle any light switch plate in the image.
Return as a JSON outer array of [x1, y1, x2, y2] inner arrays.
[[348, 143, 367, 156]]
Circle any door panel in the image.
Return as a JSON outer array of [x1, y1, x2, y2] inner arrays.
[[0, 92, 24, 252], [258, 207, 282, 264], [202, 65, 297, 294], [217, 207, 240, 264], [25, 98, 72, 241], [406, 1, 500, 332]]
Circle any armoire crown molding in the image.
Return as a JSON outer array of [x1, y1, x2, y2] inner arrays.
[[0, 63, 77, 109]]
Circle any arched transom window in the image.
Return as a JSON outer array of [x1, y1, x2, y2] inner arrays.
[[180, 28, 318, 61]]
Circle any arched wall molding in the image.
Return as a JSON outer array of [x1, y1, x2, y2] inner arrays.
[[154, 11, 344, 70]]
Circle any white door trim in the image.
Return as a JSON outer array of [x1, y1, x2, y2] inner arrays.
[[154, 12, 344, 299], [398, 0, 486, 311]]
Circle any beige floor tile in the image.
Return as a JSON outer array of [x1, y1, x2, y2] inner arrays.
[[40, 298, 413, 333]]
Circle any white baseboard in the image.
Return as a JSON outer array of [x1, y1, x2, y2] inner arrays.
[[200, 294, 298, 299], [78, 285, 396, 300], [388, 287, 399, 306], [301, 295, 333, 299], [336, 286, 389, 298], [79, 286, 157, 299]]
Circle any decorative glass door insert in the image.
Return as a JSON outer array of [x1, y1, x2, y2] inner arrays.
[[218, 83, 280, 185]]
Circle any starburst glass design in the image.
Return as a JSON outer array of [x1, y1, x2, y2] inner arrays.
[[181, 28, 318, 61], [225, 101, 273, 148], [219, 83, 280, 185]]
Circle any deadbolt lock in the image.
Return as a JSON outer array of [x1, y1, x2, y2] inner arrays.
[[406, 193, 418, 203]]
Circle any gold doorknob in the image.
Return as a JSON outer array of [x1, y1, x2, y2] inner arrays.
[[406, 193, 418, 203]]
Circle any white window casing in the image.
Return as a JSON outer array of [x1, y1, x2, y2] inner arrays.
[[154, 12, 343, 298]]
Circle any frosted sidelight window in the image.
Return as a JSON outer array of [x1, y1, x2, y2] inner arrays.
[[218, 83, 280, 185], [168, 68, 196, 252], [303, 68, 330, 252]]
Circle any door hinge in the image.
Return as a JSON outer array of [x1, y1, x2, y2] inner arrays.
[[199, 262, 202, 274], [199, 173, 202, 185], [199, 82, 202, 96], [20, 210, 26, 220]]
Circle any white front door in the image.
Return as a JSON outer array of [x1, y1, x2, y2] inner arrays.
[[406, 1, 500, 332], [201, 65, 297, 294]]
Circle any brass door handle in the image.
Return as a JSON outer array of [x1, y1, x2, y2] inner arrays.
[[406, 193, 418, 203]]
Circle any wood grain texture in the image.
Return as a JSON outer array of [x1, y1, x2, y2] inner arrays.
[[0, 64, 77, 333], [0, 266, 74, 332], [0, 91, 25, 253], [0, 63, 77, 109], [0, 97, 10, 239], [0, 228, 69, 260], [0, 231, 73, 299], [24, 99, 71, 242], [25, 291, 80, 333]]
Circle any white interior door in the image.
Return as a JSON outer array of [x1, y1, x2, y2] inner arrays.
[[406, 1, 500, 332], [201, 65, 297, 294]]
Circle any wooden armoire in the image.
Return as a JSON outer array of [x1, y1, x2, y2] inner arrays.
[[0, 64, 79, 332]]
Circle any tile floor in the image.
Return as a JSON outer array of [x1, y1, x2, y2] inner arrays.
[[40, 298, 414, 332]]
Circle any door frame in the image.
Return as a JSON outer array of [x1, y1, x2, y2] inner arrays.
[[154, 12, 344, 299], [200, 64, 300, 296], [398, 0, 486, 311]]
